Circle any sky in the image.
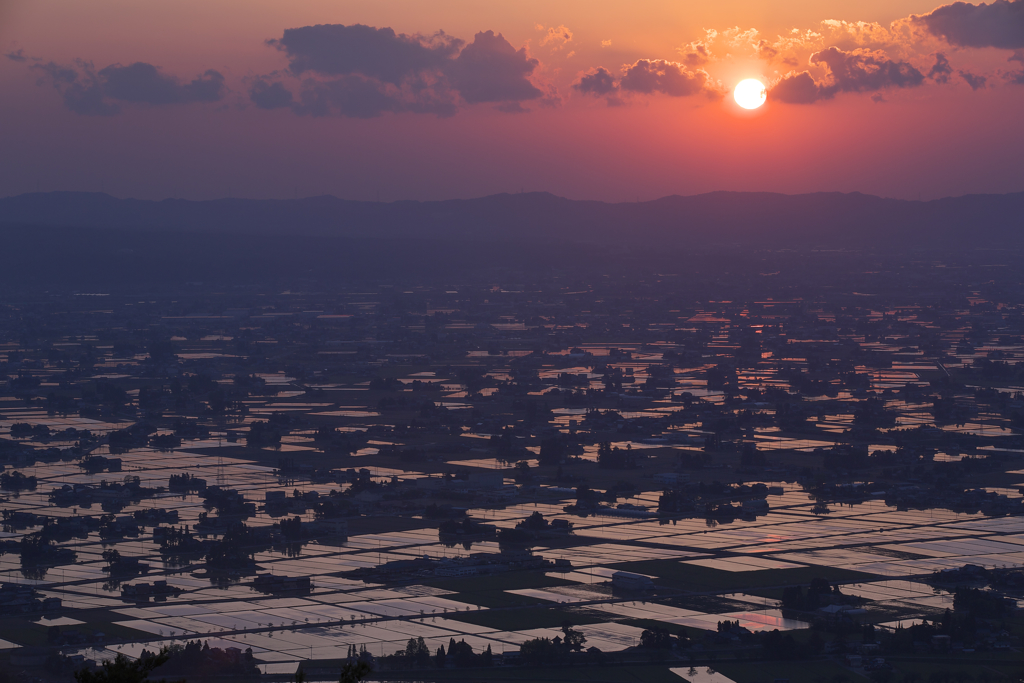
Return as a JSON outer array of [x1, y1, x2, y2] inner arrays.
[[1, 0, 1023, 202]]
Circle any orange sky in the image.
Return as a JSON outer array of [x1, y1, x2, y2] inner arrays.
[[1, 0, 1021, 201]]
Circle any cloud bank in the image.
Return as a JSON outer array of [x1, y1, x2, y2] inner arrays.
[[914, 0, 1024, 49], [772, 48, 925, 103], [261, 24, 544, 117], [18, 55, 226, 116], [574, 59, 719, 106], [13, 0, 1024, 119]]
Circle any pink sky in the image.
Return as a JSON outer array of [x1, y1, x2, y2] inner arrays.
[[1, 0, 1021, 201]]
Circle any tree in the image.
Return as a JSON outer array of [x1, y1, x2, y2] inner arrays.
[[740, 442, 766, 467], [400, 637, 431, 667], [102, 548, 121, 568], [447, 638, 477, 667], [561, 625, 587, 652], [538, 436, 568, 465], [74, 650, 169, 683], [518, 511, 549, 531], [640, 627, 675, 649], [339, 660, 372, 683], [597, 442, 639, 469], [519, 637, 559, 666]]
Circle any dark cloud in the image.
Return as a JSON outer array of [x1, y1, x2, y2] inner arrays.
[[753, 40, 780, 62], [33, 61, 79, 86], [289, 74, 458, 119], [98, 63, 225, 104], [293, 75, 399, 118], [32, 61, 118, 116], [264, 24, 542, 116], [929, 53, 953, 83], [959, 70, 988, 88], [249, 78, 294, 109], [270, 24, 461, 84], [573, 60, 714, 104], [5, 49, 26, 63], [915, 0, 1024, 49], [773, 47, 925, 103], [573, 67, 618, 96], [619, 59, 712, 96], [771, 71, 822, 103], [447, 30, 542, 103], [813, 47, 924, 92], [680, 44, 711, 67], [27, 58, 225, 115]]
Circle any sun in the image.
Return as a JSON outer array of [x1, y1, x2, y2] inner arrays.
[[733, 78, 767, 110]]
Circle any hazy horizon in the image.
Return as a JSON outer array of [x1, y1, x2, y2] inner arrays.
[[6, 187, 1023, 204], [3, 0, 1024, 203]]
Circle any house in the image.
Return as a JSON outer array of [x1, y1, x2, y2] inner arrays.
[[612, 571, 654, 591]]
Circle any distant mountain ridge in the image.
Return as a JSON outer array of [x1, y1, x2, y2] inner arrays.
[[1, 190, 1023, 246]]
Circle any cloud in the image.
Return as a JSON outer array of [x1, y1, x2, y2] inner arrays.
[[620, 59, 716, 97], [270, 24, 461, 83], [1005, 50, 1024, 81], [32, 61, 117, 116], [260, 24, 543, 116], [678, 29, 717, 66], [914, 0, 1024, 49], [26, 58, 225, 115], [818, 20, 903, 51], [448, 30, 542, 103], [293, 75, 402, 118], [929, 52, 953, 82], [601, 40, 612, 48], [574, 59, 717, 104], [959, 69, 988, 88], [573, 67, 622, 105], [5, 49, 26, 63], [98, 63, 225, 104], [540, 24, 573, 47], [771, 46, 924, 103], [249, 78, 294, 109], [771, 71, 823, 103], [707, 22, 902, 68], [573, 67, 618, 96], [815, 46, 924, 91], [292, 73, 459, 118]]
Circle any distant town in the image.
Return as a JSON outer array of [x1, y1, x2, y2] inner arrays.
[[0, 247, 1021, 683]]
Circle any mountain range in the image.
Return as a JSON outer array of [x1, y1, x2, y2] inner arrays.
[[2, 190, 1022, 247]]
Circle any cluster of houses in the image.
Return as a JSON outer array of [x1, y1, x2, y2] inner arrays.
[[0, 583, 60, 614]]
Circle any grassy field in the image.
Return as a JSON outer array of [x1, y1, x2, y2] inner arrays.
[[381, 662, 687, 682], [610, 559, 876, 593], [424, 569, 576, 608], [883, 655, 1024, 680], [0, 610, 152, 649], [449, 590, 548, 609], [444, 605, 606, 631], [424, 570, 574, 593], [714, 660, 862, 682]]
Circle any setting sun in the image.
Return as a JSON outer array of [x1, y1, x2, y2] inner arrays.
[[733, 78, 767, 109]]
